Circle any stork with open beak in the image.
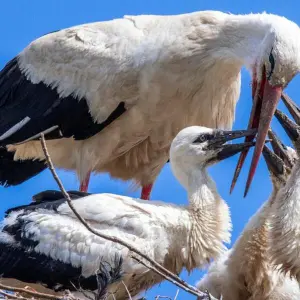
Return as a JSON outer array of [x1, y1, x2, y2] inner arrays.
[[265, 98, 300, 281], [196, 131, 300, 300], [0, 11, 300, 198], [0, 126, 255, 299]]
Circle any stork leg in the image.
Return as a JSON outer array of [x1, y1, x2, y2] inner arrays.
[[79, 171, 91, 192], [141, 184, 153, 200]]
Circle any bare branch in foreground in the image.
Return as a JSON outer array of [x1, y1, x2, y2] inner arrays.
[[40, 134, 216, 300], [121, 281, 132, 300], [155, 295, 173, 300], [131, 256, 215, 300]]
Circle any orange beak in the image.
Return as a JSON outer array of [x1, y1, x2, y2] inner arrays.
[[230, 66, 282, 197]]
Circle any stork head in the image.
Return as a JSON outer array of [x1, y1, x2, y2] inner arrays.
[[275, 109, 300, 155], [170, 126, 256, 185], [231, 17, 300, 196], [262, 146, 290, 192], [263, 128, 297, 191]]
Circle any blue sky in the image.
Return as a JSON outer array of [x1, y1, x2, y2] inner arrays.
[[0, 1, 300, 299]]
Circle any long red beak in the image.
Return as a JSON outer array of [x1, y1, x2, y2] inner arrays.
[[230, 67, 282, 197]]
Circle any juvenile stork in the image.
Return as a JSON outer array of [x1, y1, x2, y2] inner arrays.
[[0, 126, 255, 299], [267, 98, 300, 282], [0, 11, 300, 198], [196, 133, 300, 300]]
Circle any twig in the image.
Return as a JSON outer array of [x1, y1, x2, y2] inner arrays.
[[40, 134, 213, 299], [155, 296, 172, 300], [121, 281, 132, 300], [0, 283, 65, 300], [131, 256, 214, 299], [174, 289, 179, 300], [206, 290, 212, 300]]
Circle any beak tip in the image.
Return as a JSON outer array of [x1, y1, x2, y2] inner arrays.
[[243, 183, 250, 197]]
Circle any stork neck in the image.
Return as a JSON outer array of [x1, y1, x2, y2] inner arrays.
[[275, 161, 300, 218], [215, 14, 275, 69], [186, 166, 220, 209]]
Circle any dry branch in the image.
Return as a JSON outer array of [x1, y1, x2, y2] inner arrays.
[[40, 134, 216, 300], [131, 256, 214, 300], [155, 296, 173, 300]]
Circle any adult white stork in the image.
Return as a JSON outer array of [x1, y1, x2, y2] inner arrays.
[[0, 126, 255, 299], [0, 11, 300, 198], [196, 134, 300, 300]]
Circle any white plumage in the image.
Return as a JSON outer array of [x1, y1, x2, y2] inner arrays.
[[268, 101, 300, 281], [0, 126, 255, 299], [196, 128, 300, 300], [1, 11, 300, 198]]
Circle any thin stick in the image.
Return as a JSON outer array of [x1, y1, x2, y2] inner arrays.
[[174, 289, 179, 300], [131, 256, 215, 299], [40, 134, 210, 299], [121, 281, 132, 300], [0, 283, 65, 300], [155, 296, 172, 300]]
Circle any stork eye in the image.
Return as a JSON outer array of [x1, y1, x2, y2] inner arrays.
[[268, 48, 275, 80], [193, 134, 213, 143]]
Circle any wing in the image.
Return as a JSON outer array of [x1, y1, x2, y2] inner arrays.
[[4, 190, 91, 216], [56, 193, 187, 237], [0, 15, 153, 145], [0, 56, 126, 145], [1, 192, 184, 288], [0, 230, 122, 292], [0, 146, 47, 187]]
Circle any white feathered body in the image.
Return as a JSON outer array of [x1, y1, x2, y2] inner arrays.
[[269, 161, 300, 281], [8, 11, 243, 184], [197, 189, 300, 300], [2, 188, 230, 299]]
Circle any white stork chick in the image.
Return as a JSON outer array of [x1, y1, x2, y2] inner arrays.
[[268, 98, 300, 282], [1, 12, 300, 198], [0, 126, 255, 299], [196, 249, 231, 299], [196, 130, 300, 300]]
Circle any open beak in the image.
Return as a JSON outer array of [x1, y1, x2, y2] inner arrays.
[[230, 67, 282, 196], [268, 128, 293, 169], [216, 141, 256, 162], [281, 93, 300, 125], [206, 129, 257, 150], [262, 145, 285, 178], [275, 109, 300, 147], [207, 128, 257, 162]]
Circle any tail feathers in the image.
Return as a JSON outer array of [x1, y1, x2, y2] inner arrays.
[[0, 238, 124, 295], [5, 190, 92, 216], [0, 147, 47, 187], [32, 190, 92, 203]]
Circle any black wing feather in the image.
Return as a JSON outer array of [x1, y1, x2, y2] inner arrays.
[[32, 189, 91, 203], [0, 57, 126, 145], [0, 242, 122, 292], [4, 190, 91, 216], [0, 146, 47, 187], [0, 209, 123, 292]]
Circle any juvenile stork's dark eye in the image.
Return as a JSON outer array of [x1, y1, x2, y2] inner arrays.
[[193, 133, 213, 143]]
